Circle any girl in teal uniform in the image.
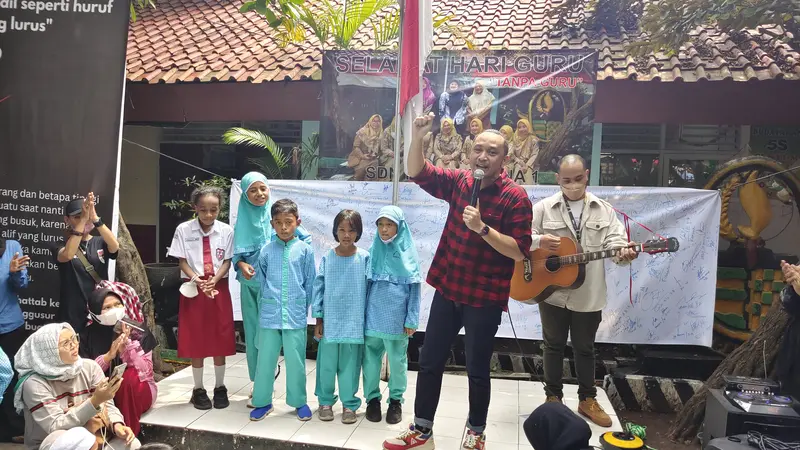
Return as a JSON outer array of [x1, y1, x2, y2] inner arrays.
[[232, 173, 311, 392], [312, 210, 370, 424], [363, 206, 422, 424]]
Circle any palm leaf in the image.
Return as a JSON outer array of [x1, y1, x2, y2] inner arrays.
[[372, 8, 401, 49], [222, 127, 290, 174]]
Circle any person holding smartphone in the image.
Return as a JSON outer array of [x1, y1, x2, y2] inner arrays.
[[79, 289, 157, 436], [55, 193, 120, 334]]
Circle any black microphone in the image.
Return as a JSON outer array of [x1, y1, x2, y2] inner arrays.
[[470, 169, 485, 207]]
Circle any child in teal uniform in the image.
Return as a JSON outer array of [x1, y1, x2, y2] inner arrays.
[[250, 199, 316, 422], [363, 206, 422, 424], [312, 210, 370, 424], [232, 173, 312, 393]]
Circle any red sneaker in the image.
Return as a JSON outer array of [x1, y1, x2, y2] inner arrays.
[[383, 425, 435, 450], [462, 429, 486, 450]]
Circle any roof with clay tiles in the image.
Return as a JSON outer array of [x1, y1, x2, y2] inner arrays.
[[125, 0, 800, 83]]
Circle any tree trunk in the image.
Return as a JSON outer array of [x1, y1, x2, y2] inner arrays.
[[534, 85, 595, 168], [667, 297, 790, 443], [115, 214, 164, 375]]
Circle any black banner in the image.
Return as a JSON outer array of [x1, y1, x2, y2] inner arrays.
[[0, 0, 129, 330]]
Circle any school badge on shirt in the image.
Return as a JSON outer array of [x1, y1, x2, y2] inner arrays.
[[216, 248, 225, 261], [97, 249, 105, 263]]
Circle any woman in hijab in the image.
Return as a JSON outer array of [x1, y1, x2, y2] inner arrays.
[[233, 172, 312, 399], [348, 114, 382, 181], [499, 125, 514, 143], [460, 118, 484, 168], [509, 119, 540, 185], [438, 80, 468, 134], [422, 78, 436, 114], [523, 402, 593, 450], [430, 118, 463, 170], [467, 81, 495, 131], [379, 117, 404, 181], [14, 323, 140, 450], [79, 289, 156, 437]]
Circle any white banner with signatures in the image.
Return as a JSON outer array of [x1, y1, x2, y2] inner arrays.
[[229, 181, 720, 346]]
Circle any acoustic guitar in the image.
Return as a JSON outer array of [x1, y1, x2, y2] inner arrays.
[[509, 236, 680, 304]]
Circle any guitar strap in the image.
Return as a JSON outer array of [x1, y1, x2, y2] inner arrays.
[[563, 194, 586, 242]]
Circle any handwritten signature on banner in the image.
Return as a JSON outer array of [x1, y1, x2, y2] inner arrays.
[[234, 181, 720, 347]]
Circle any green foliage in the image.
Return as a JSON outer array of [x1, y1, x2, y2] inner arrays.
[[240, 0, 473, 50], [548, 0, 800, 55], [130, 0, 155, 22], [162, 176, 232, 221], [296, 132, 320, 178], [223, 127, 291, 180]]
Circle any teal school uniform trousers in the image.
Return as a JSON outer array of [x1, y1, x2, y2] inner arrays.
[[363, 336, 409, 403], [239, 278, 260, 381], [315, 340, 363, 410], [252, 328, 307, 408]]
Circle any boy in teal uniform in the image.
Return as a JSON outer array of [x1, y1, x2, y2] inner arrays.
[[250, 199, 316, 422]]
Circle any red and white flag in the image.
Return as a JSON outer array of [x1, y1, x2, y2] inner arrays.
[[398, 0, 433, 174]]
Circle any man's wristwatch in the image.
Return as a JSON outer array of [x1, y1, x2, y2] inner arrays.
[[479, 224, 490, 236], [93, 218, 104, 228]]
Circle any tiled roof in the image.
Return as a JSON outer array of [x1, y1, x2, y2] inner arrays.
[[126, 0, 800, 84]]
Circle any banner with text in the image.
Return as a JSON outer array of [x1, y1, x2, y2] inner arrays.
[[320, 50, 597, 183], [0, 0, 129, 330], [230, 180, 720, 346]]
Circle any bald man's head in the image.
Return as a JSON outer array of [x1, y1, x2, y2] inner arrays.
[[557, 154, 589, 201]]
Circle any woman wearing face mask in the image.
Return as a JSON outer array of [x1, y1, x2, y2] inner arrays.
[[14, 323, 140, 450], [79, 290, 157, 437]]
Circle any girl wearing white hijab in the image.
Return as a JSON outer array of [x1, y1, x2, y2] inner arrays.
[[467, 81, 495, 131], [43, 427, 97, 450], [14, 323, 140, 450]]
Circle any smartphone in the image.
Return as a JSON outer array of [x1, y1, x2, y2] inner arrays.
[[110, 362, 127, 381], [118, 317, 144, 332]]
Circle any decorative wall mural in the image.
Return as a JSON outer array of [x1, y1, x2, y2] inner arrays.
[[704, 156, 800, 344]]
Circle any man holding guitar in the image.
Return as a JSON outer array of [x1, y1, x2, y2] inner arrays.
[[531, 155, 638, 428]]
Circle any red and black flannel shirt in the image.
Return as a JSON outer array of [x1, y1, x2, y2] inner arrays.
[[412, 161, 533, 308]]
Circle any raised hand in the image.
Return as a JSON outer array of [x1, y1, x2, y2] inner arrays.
[[413, 113, 435, 140], [9, 253, 30, 273]]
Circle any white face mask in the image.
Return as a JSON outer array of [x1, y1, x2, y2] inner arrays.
[[380, 234, 398, 244], [94, 307, 125, 326]]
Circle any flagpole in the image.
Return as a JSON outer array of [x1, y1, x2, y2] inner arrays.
[[391, 0, 405, 206]]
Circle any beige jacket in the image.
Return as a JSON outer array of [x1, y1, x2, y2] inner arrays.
[[531, 191, 629, 312]]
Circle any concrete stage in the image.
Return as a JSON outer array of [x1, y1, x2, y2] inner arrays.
[[140, 353, 622, 449]]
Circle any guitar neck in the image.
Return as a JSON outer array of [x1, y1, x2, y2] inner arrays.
[[558, 247, 632, 266]]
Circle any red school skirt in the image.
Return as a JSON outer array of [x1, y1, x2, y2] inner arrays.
[[177, 277, 236, 359]]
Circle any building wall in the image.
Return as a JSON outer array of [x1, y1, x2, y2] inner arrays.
[[120, 125, 160, 263]]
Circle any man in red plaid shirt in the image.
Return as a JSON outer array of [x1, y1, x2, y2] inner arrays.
[[384, 113, 532, 450]]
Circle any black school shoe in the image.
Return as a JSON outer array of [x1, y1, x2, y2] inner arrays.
[[191, 388, 212, 410], [213, 385, 230, 409], [366, 398, 382, 422], [386, 399, 402, 424]]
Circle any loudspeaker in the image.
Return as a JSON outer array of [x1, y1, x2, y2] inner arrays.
[[703, 389, 800, 448]]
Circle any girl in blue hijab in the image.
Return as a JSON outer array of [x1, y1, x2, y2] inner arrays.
[[233, 172, 311, 387], [363, 205, 422, 425]]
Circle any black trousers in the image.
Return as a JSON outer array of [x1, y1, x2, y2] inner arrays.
[[538, 301, 602, 400], [0, 325, 30, 441], [414, 292, 502, 432]]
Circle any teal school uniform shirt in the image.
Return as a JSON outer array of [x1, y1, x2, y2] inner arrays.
[[311, 248, 370, 344], [254, 237, 316, 329]]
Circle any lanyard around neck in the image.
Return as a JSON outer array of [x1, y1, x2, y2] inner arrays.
[[563, 195, 586, 241]]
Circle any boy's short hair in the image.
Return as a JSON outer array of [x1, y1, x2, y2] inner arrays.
[[333, 209, 363, 242], [271, 199, 299, 219]]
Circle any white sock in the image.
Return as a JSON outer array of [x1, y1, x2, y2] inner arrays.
[[215, 364, 225, 388], [192, 367, 204, 390]]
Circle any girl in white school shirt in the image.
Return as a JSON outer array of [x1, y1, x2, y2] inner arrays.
[[167, 186, 236, 410]]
